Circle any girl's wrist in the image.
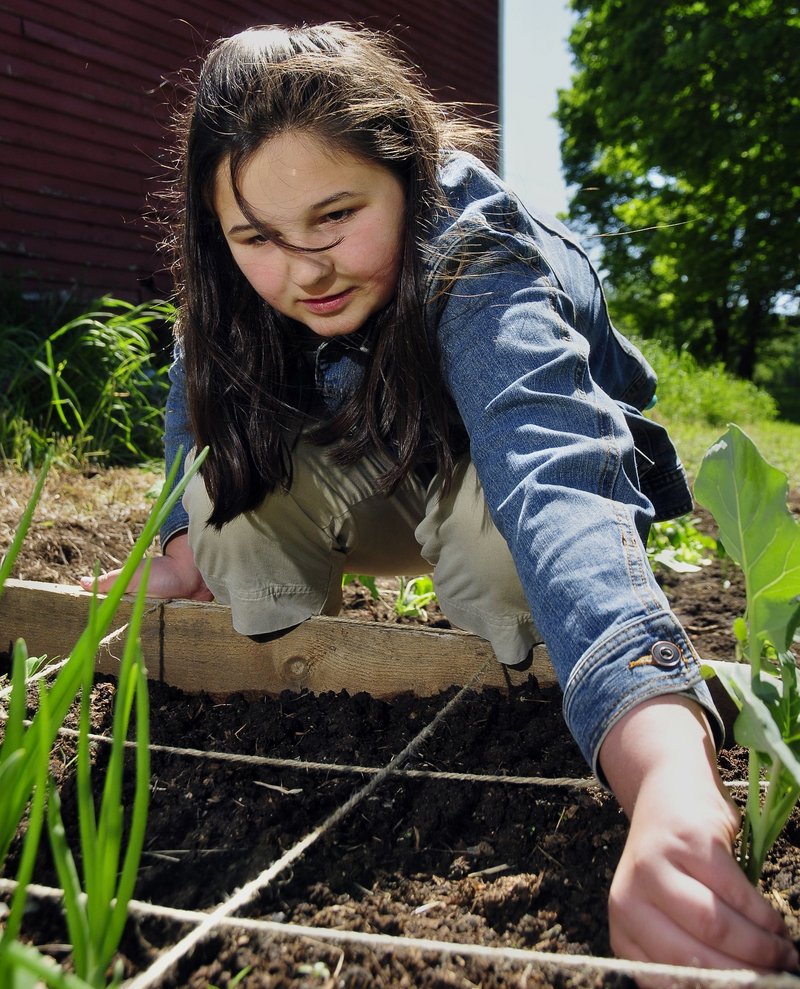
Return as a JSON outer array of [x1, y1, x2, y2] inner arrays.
[[599, 694, 726, 819]]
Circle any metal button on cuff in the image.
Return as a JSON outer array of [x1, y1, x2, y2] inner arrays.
[[650, 640, 683, 669]]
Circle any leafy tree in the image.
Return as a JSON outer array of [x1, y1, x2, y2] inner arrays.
[[556, 0, 800, 382]]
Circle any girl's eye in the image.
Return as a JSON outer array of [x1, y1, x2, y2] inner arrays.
[[246, 233, 271, 245], [321, 208, 353, 224]]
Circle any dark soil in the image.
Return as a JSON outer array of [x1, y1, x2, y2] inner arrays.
[[1, 466, 799, 989]]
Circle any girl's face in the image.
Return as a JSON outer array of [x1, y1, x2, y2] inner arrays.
[[214, 132, 406, 338]]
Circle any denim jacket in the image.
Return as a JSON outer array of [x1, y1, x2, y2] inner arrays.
[[161, 151, 720, 774]]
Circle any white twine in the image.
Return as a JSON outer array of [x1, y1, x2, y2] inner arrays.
[[0, 649, 784, 987], [123, 659, 497, 989], [1, 879, 796, 989], [0, 709, 760, 792], [62, 724, 598, 789]]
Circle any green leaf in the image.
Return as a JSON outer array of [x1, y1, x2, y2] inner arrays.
[[7, 967, 39, 989], [695, 424, 800, 659], [0, 940, 96, 989], [395, 576, 437, 618], [342, 573, 382, 601], [647, 515, 716, 573], [3, 640, 30, 756], [703, 659, 800, 781]]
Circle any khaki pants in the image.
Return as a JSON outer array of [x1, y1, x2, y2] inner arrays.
[[184, 441, 540, 665]]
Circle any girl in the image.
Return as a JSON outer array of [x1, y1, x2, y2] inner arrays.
[[82, 23, 797, 976]]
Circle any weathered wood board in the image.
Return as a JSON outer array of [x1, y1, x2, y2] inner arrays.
[[0, 579, 555, 698]]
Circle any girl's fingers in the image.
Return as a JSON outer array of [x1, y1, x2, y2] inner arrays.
[[692, 841, 791, 938], [78, 569, 129, 593], [191, 585, 215, 602], [614, 896, 797, 982], [657, 871, 795, 971], [610, 841, 798, 975], [79, 558, 211, 601]]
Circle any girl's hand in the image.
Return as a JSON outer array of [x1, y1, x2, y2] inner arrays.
[[600, 695, 799, 979], [78, 533, 213, 601]]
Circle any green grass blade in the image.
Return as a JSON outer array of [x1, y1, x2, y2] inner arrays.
[[1, 297, 176, 467], [91, 647, 138, 936], [47, 784, 92, 981], [71, 561, 155, 977], [0, 940, 96, 989], [0, 448, 206, 869], [0, 452, 51, 593], [101, 565, 152, 962], [1, 680, 51, 944], [73, 444, 206, 636], [75, 586, 100, 914], [2, 640, 31, 757], [0, 643, 47, 862], [41, 340, 82, 432], [18, 447, 207, 784], [3, 961, 40, 989], [0, 750, 26, 793]]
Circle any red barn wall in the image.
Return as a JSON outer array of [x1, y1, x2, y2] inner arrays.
[[0, 1, 498, 303]]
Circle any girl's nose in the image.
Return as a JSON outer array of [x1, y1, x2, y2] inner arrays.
[[286, 250, 334, 289]]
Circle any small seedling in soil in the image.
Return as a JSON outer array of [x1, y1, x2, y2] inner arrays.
[[296, 960, 332, 980], [207, 965, 253, 989], [341, 572, 382, 601], [647, 514, 717, 573], [395, 575, 437, 619], [695, 423, 800, 882]]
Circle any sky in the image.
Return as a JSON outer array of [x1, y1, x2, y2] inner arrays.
[[500, 0, 576, 217]]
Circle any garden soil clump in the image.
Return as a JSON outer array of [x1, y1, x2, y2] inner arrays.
[[1, 466, 800, 988]]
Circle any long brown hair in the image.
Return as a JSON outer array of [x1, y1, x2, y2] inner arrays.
[[165, 23, 489, 527]]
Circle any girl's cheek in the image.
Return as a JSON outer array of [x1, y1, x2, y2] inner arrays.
[[239, 260, 279, 301]]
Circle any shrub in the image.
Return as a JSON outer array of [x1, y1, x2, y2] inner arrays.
[[0, 298, 173, 470], [629, 335, 778, 427]]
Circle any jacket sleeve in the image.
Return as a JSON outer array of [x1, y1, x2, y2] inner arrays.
[[431, 247, 720, 774], [159, 342, 194, 550]]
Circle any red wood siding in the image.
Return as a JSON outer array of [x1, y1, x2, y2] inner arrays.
[[0, 1, 498, 302]]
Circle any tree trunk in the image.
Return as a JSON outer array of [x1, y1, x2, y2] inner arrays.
[[708, 300, 731, 366], [736, 293, 768, 380]]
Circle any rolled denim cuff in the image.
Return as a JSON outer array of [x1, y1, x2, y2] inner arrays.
[[563, 611, 724, 780], [158, 445, 191, 551], [159, 515, 189, 553]]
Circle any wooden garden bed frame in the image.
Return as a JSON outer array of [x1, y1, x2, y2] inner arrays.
[[0, 579, 554, 698], [3, 580, 793, 988]]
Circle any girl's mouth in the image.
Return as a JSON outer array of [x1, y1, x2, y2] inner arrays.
[[300, 288, 355, 315]]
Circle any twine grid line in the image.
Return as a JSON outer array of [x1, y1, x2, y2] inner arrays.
[[0, 628, 776, 985], [123, 657, 499, 989], [0, 708, 759, 792], [0, 879, 795, 989]]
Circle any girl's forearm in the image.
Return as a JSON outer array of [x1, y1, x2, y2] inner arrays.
[[599, 692, 727, 817]]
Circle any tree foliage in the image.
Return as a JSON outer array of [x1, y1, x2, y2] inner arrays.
[[556, 0, 800, 383]]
